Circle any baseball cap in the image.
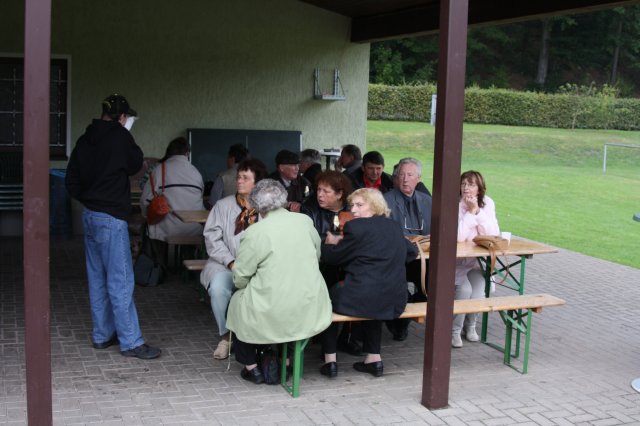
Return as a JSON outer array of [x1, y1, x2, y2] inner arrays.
[[102, 94, 137, 117], [275, 150, 300, 166]]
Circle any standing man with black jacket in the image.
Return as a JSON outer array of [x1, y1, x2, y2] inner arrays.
[[66, 94, 161, 360]]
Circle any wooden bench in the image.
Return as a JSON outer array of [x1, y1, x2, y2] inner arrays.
[[167, 235, 203, 271], [182, 259, 208, 301], [183, 259, 207, 271], [281, 293, 565, 397]]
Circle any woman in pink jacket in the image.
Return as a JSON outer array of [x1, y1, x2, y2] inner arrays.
[[452, 170, 500, 348]]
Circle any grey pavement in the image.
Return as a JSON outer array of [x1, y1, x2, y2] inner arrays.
[[1, 236, 640, 425]]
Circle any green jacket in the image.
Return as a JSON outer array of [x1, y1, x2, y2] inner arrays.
[[227, 208, 332, 344]]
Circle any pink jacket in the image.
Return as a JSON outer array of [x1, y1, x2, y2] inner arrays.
[[456, 195, 500, 272]]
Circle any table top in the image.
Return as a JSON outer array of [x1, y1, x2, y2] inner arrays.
[[418, 238, 558, 259], [173, 210, 209, 224], [321, 149, 341, 157]]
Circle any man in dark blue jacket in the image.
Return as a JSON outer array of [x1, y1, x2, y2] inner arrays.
[[66, 94, 161, 360]]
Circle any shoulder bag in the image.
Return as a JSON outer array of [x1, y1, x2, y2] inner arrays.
[[146, 162, 171, 225], [472, 235, 510, 284], [406, 234, 430, 296]]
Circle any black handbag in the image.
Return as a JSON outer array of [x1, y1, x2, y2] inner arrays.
[[257, 345, 280, 385], [133, 224, 165, 286]]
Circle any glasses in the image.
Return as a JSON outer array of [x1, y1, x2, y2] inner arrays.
[[460, 181, 477, 188]]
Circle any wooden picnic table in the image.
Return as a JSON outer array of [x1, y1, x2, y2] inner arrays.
[[415, 237, 557, 296], [415, 236, 557, 358], [417, 238, 557, 260], [173, 209, 209, 224]]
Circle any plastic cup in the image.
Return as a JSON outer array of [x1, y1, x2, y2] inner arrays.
[[501, 231, 512, 245]]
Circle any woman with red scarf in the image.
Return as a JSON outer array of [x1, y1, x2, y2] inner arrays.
[[200, 159, 267, 360]]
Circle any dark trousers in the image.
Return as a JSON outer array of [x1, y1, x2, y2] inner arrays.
[[388, 259, 428, 332], [339, 321, 363, 343], [234, 337, 262, 365], [321, 320, 382, 354]]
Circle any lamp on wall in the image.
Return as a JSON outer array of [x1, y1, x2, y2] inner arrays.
[[313, 68, 346, 101]]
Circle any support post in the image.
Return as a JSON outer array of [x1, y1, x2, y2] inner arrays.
[[422, 0, 469, 410], [23, 0, 53, 424]]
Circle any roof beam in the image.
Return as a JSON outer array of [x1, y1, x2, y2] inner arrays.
[[351, 0, 640, 42]]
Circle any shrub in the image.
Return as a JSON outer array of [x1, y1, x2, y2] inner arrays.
[[367, 84, 640, 130]]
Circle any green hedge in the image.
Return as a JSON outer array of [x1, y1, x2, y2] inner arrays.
[[368, 84, 640, 130]]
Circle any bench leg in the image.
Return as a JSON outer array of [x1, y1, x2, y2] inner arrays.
[[497, 308, 533, 374], [174, 244, 181, 273], [281, 339, 309, 398]]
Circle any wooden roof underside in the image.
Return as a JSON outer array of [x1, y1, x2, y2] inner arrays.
[[300, 0, 640, 41]]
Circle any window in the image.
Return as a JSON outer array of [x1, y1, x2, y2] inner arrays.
[[0, 56, 69, 160]]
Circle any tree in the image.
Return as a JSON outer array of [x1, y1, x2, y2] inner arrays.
[[368, 5, 640, 95], [535, 19, 552, 86]]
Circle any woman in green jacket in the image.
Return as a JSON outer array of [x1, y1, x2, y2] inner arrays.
[[226, 179, 333, 384]]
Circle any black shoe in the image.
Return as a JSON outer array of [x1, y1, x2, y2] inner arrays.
[[393, 326, 409, 342], [121, 344, 161, 359], [337, 339, 363, 356], [92, 335, 118, 350], [320, 362, 338, 378], [240, 367, 265, 384], [353, 361, 384, 377]]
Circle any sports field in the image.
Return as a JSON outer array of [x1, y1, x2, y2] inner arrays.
[[367, 120, 640, 269]]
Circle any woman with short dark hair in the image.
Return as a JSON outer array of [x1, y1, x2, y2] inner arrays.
[[301, 170, 353, 241], [301, 171, 362, 355]]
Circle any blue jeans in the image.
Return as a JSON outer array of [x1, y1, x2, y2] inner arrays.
[[82, 208, 144, 351], [207, 270, 235, 336]]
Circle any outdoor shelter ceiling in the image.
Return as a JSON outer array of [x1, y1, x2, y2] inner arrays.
[[300, 0, 640, 41]]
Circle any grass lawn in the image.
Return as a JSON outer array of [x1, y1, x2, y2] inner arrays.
[[367, 120, 640, 269]]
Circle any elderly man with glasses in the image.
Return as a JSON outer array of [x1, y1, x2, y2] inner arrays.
[[383, 157, 433, 341]]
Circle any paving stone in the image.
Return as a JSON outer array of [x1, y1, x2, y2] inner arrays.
[[2, 237, 640, 425]]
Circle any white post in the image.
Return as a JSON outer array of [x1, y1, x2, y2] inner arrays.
[[603, 144, 608, 173], [430, 94, 437, 126]]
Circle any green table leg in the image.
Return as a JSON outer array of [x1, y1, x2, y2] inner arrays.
[[481, 255, 530, 361]]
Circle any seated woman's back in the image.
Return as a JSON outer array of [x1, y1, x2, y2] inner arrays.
[[227, 181, 332, 345], [140, 138, 204, 241], [322, 215, 414, 320]]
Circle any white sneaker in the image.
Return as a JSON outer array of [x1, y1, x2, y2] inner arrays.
[[451, 333, 463, 348], [213, 339, 231, 360], [464, 326, 479, 342]]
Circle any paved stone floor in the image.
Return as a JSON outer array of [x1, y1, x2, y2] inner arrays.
[[1, 236, 640, 425]]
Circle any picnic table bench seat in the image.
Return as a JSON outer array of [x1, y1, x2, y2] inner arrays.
[[166, 235, 203, 271], [282, 293, 565, 398], [182, 259, 208, 300], [183, 259, 207, 271]]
